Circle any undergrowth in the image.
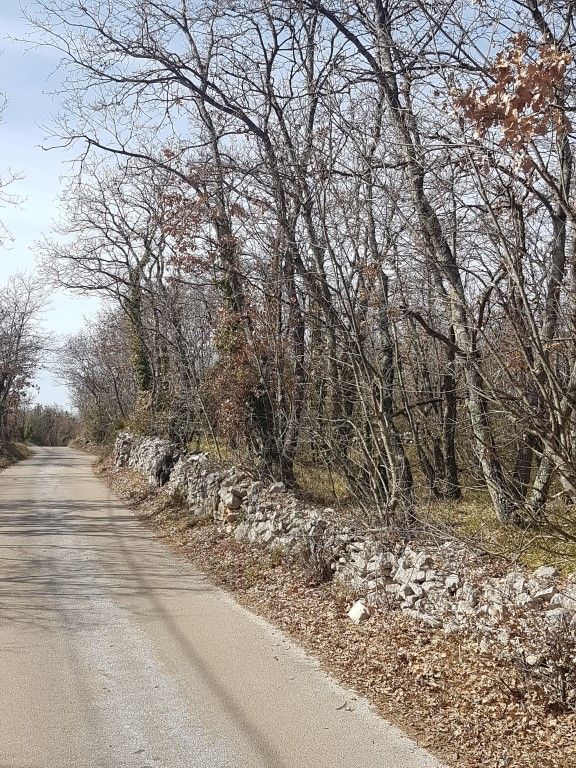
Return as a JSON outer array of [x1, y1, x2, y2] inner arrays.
[[0, 442, 33, 470]]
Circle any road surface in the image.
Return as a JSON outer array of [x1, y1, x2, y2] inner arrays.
[[0, 447, 444, 768]]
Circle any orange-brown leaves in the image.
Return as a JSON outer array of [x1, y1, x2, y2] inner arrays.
[[456, 34, 572, 150], [158, 189, 209, 270]]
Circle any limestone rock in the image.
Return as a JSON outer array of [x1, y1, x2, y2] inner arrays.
[[456, 600, 476, 616], [445, 574, 460, 593], [402, 609, 441, 629], [348, 600, 370, 624], [544, 607, 567, 625], [533, 586, 556, 602], [505, 573, 526, 594], [397, 583, 415, 599], [532, 565, 558, 581], [219, 489, 242, 509], [515, 592, 538, 609], [551, 588, 576, 611]]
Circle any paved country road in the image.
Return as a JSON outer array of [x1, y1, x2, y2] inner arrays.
[[0, 447, 444, 768]]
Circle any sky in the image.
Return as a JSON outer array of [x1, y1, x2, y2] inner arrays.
[[1, 1, 100, 408]]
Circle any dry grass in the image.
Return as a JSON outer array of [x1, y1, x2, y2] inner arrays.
[[107, 425, 576, 578], [293, 460, 351, 505], [101, 434, 576, 573], [192, 437, 251, 466], [290, 454, 576, 574], [423, 493, 576, 574], [293, 460, 576, 573]]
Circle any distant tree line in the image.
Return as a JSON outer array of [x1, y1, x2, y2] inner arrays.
[[0, 275, 46, 445], [17, 403, 78, 447], [35, 0, 576, 529]]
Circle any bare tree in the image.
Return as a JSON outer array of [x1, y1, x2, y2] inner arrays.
[[0, 93, 21, 245], [0, 275, 46, 442], [57, 307, 136, 442], [34, 0, 576, 531]]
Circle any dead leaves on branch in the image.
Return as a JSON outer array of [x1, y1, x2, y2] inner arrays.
[[455, 34, 572, 151]]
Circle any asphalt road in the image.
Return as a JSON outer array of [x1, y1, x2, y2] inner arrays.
[[0, 447, 444, 768]]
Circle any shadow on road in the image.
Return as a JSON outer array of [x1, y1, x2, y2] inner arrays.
[[0, 447, 287, 768]]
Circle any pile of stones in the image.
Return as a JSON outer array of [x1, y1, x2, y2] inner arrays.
[[114, 432, 576, 694]]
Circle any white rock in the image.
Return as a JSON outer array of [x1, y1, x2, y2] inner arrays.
[[505, 573, 526, 593], [515, 592, 538, 609], [484, 584, 504, 604], [544, 607, 567, 625], [487, 603, 507, 622], [526, 578, 543, 597], [478, 637, 491, 655], [410, 583, 424, 599], [532, 565, 558, 580], [445, 574, 460, 592], [412, 552, 433, 570], [403, 610, 441, 629], [233, 522, 250, 540], [116, 430, 576, 669], [367, 552, 396, 574], [392, 565, 407, 583], [412, 569, 427, 583], [456, 600, 476, 615], [551, 589, 576, 612], [397, 583, 415, 599], [347, 600, 370, 624], [366, 592, 380, 607], [219, 490, 242, 509], [442, 619, 461, 634], [460, 583, 478, 606], [351, 555, 369, 577]]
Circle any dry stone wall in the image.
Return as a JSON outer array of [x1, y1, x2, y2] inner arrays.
[[114, 432, 576, 704]]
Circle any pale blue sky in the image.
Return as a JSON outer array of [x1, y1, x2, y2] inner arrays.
[[1, 0, 100, 408]]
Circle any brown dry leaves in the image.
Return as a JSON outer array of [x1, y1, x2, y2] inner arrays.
[[106, 465, 576, 768], [456, 33, 572, 151]]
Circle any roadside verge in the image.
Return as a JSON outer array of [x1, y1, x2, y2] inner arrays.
[[0, 443, 33, 471], [99, 457, 576, 768]]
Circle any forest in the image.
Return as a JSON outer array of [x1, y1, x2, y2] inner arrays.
[[8, 0, 576, 538]]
